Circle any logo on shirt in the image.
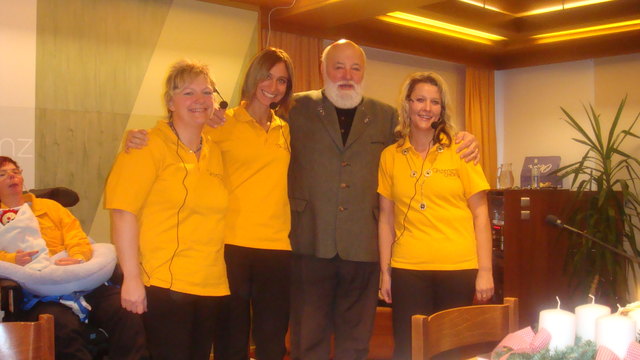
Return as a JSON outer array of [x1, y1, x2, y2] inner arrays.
[[0, 209, 18, 226], [432, 168, 458, 177]]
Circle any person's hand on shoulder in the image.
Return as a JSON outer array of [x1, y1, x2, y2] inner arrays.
[[124, 129, 149, 153], [207, 107, 227, 128], [454, 131, 480, 164]]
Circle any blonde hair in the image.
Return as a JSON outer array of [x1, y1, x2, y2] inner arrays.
[[395, 72, 454, 147], [163, 59, 214, 119], [241, 48, 295, 114]]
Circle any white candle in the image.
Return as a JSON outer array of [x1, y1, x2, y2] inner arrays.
[[575, 301, 611, 341], [596, 313, 635, 359], [626, 309, 640, 342], [539, 308, 576, 351]]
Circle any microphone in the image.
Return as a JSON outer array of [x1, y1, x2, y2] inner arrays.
[[269, 102, 279, 110], [214, 88, 228, 110], [545, 214, 640, 263]]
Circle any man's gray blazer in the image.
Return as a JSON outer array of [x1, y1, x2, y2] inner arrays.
[[287, 90, 397, 262]]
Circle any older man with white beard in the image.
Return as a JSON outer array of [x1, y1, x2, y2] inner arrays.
[[287, 40, 478, 360]]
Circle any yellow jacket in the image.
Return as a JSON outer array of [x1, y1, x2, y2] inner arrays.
[[0, 193, 93, 264]]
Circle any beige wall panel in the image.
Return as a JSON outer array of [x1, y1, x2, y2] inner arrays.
[[88, 0, 259, 241], [36, 0, 173, 231]]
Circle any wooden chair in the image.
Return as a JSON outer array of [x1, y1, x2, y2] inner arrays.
[[411, 297, 518, 360], [0, 314, 55, 360]]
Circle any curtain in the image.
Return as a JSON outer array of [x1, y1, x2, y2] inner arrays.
[[465, 67, 498, 188], [261, 29, 323, 93]]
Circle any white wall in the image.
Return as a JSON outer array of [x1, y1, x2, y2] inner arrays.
[[0, 0, 37, 188], [496, 60, 595, 188], [496, 53, 640, 298]]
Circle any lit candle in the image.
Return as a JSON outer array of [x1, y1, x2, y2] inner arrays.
[[539, 297, 576, 351], [627, 309, 640, 342], [575, 296, 611, 341], [596, 308, 635, 359]]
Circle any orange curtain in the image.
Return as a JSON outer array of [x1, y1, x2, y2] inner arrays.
[[465, 67, 498, 188], [261, 29, 323, 93]]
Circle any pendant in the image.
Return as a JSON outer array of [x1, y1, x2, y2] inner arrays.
[[410, 170, 418, 178], [419, 203, 426, 210], [436, 145, 444, 153], [424, 169, 432, 177]]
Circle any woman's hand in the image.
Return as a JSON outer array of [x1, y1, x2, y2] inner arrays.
[[121, 276, 147, 314], [124, 129, 149, 153], [54, 257, 83, 266], [454, 131, 480, 164], [15, 249, 39, 266], [475, 269, 494, 302], [380, 271, 393, 304], [207, 107, 227, 128]]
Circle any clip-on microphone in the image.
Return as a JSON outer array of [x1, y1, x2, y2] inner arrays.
[[214, 88, 228, 110]]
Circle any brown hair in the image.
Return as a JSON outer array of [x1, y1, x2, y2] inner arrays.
[[241, 48, 295, 114], [163, 59, 215, 119], [0, 156, 19, 168]]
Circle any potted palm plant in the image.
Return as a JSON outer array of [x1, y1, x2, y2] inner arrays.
[[555, 96, 640, 305]]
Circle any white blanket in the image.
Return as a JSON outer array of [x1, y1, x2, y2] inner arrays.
[[0, 203, 117, 296], [0, 203, 50, 271]]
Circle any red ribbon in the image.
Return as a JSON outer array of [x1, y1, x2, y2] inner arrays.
[[491, 327, 551, 360], [596, 342, 640, 360]]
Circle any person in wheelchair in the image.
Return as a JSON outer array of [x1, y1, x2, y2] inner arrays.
[[0, 156, 147, 360]]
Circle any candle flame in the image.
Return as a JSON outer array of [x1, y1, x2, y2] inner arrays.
[[589, 294, 595, 304], [617, 304, 622, 314], [556, 296, 561, 309]]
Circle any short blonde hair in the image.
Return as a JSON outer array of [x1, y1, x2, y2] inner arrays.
[[395, 72, 454, 147], [241, 48, 295, 114], [163, 59, 214, 119]]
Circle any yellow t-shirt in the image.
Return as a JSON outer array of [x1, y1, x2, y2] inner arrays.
[[105, 120, 229, 296], [206, 103, 291, 250], [377, 138, 489, 271]]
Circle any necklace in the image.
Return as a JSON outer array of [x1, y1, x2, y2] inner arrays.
[[403, 143, 443, 210], [169, 121, 202, 154]]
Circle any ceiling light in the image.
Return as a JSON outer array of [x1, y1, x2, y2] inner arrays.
[[378, 12, 506, 45], [458, 0, 614, 17], [532, 19, 640, 43], [519, 0, 614, 17]]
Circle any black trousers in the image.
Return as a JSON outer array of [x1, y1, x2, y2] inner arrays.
[[23, 283, 147, 360], [390, 268, 477, 360], [213, 244, 291, 360], [289, 254, 379, 360], [144, 286, 224, 360]]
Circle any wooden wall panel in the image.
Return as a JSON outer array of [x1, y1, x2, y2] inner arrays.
[[35, 0, 172, 230]]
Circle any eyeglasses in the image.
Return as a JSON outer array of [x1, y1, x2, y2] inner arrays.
[[0, 168, 23, 179]]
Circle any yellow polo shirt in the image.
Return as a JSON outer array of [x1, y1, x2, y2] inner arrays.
[[377, 137, 489, 271], [105, 120, 229, 296], [206, 103, 291, 251]]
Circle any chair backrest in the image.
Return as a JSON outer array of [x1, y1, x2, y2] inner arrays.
[[0, 314, 55, 360], [411, 297, 518, 360]]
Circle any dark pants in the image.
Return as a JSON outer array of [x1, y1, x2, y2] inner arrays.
[[213, 245, 291, 360], [391, 268, 477, 360], [24, 283, 147, 360], [144, 286, 224, 360], [289, 254, 379, 360]]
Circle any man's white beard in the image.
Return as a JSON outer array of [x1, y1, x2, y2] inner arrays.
[[323, 74, 364, 109]]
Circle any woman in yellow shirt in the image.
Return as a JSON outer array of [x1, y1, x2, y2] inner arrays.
[[106, 60, 229, 359], [126, 48, 295, 360], [377, 72, 494, 359]]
